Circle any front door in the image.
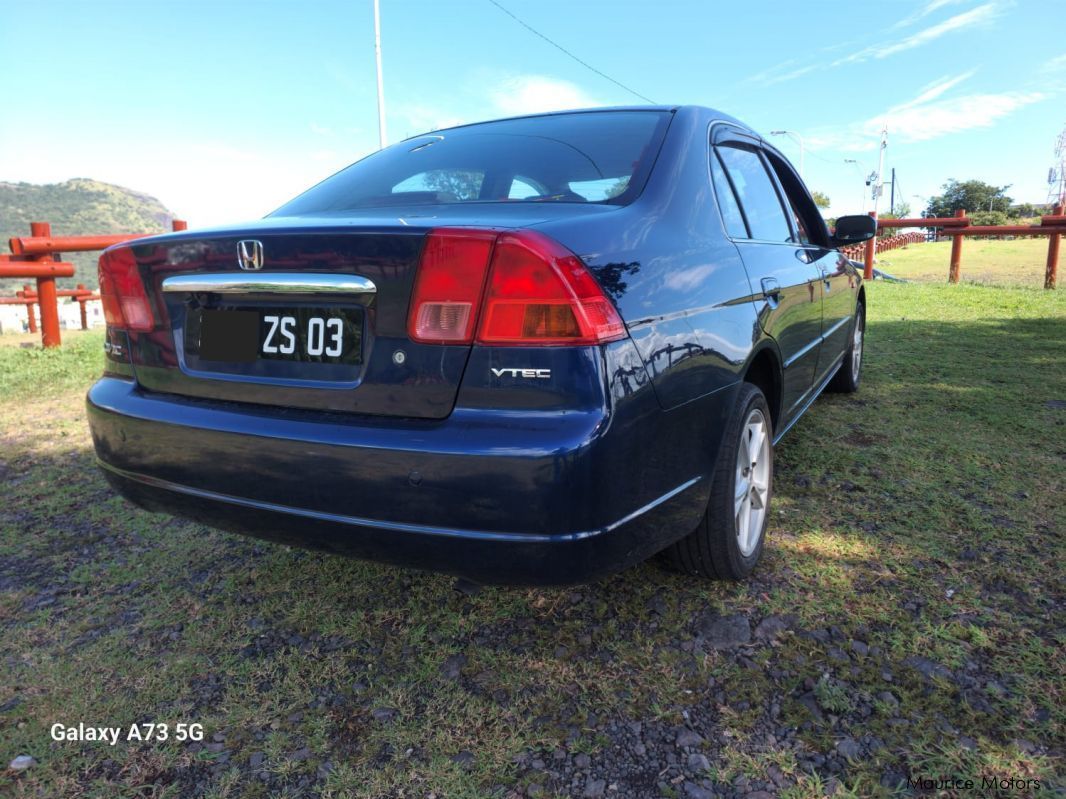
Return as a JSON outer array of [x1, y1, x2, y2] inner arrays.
[[761, 149, 860, 385], [712, 137, 823, 416]]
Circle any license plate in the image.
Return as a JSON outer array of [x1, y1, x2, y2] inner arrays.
[[195, 307, 362, 365]]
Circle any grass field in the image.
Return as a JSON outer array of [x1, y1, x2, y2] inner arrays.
[[1, 282, 1064, 798], [875, 237, 1053, 288]]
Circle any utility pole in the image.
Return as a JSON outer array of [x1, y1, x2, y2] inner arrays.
[[890, 167, 896, 215], [373, 0, 387, 149]]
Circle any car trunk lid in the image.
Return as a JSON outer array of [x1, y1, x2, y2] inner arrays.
[[113, 206, 619, 419]]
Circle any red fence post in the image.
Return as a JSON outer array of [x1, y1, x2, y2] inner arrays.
[[863, 211, 877, 280], [948, 209, 966, 284], [30, 222, 62, 347], [76, 283, 89, 329], [22, 283, 37, 333], [1046, 204, 1063, 290], [20, 283, 37, 332]]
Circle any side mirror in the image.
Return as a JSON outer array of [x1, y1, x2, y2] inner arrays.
[[830, 215, 877, 247]]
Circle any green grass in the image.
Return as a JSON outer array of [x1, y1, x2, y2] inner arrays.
[[0, 329, 103, 400], [876, 236, 1052, 287], [1, 281, 1064, 797]]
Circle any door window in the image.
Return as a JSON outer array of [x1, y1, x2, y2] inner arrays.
[[716, 145, 792, 242], [710, 152, 749, 238], [764, 153, 828, 247]]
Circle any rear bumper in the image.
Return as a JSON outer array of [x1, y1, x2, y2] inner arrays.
[[87, 377, 707, 584]]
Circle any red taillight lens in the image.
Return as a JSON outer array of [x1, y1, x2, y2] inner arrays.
[[408, 229, 496, 344], [407, 228, 625, 347], [98, 247, 153, 331], [477, 231, 626, 346]]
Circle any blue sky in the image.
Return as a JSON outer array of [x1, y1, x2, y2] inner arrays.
[[2, 0, 1063, 225]]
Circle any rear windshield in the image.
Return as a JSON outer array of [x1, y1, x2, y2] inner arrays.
[[271, 110, 671, 215]]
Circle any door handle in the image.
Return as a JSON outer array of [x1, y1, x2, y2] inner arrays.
[[760, 277, 781, 301]]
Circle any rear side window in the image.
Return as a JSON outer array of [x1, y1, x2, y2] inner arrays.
[[716, 146, 792, 242], [710, 152, 748, 238], [272, 111, 671, 214]]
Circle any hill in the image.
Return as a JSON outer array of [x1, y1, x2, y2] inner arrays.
[[0, 178, 177, 292]]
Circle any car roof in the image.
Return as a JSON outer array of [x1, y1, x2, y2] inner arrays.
[[398, 105, 755, 142]]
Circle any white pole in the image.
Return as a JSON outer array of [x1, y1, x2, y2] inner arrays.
[[373, 0, 387, 149], [872, 125, 888, 217]]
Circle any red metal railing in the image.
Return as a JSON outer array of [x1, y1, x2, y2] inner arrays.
[[866, 205, 1064, 288], [1, 219, 186, 347], [838, 231, 924, 262]]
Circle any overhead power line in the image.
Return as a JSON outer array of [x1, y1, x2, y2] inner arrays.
[[485, 0, 657, 105]]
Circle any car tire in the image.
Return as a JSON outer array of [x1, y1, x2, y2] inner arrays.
[[826, 301, 864, 393], [662, 383, 772, 580]]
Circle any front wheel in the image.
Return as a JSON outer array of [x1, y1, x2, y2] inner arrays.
[[662, 383, 773, 580], [827, 301, 864, 393]]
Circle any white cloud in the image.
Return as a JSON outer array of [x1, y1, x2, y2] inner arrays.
[[489, 75, 601, 116], [875, 90, 1045, 142], [897, 70, 977, 108], [1040, 52, 1066, 75], [390, 74, 601, 139], [750, 2, 998, 86], [806, 72, 1045, 152], [836, 3, 998, 64], [890, 0, 971, 30]]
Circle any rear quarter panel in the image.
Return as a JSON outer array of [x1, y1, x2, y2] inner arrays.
[[535, 107, 762, 412]]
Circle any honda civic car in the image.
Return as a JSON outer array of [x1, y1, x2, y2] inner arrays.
[[87, 106, 875, 584]]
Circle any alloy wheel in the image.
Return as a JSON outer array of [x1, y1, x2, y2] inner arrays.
[[852, 313, 864, 376], [734, 408, 770, 557]]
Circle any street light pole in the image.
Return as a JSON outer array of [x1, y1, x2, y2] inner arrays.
[[373, 0, 387, 149], [770, 130, 804, 178], [871, 125, 888, 218]]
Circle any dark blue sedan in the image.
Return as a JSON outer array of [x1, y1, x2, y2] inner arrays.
[[87, 106, 875, 584]]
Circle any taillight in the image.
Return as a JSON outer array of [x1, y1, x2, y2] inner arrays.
[[408, 229, 496, 343], [478, 231, 625, 345], [407, 228, 625, 347], [98, 247, 153, 331]]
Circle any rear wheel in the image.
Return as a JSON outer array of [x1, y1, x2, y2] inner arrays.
[[827, 301, 864, 393], [662, 383, 772, 580]]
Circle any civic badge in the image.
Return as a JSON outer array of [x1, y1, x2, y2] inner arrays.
[[237, 240, 264, 271]]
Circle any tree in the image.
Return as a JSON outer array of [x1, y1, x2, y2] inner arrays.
[[968, 210, 1010, 227], [891, 199, 911, 218], [811, 191, 831, 210], [926, 179, 1013, 217]]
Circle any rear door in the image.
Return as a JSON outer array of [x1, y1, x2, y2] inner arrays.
[[762, 149, 857, 387], [711, 129, 822, 416]]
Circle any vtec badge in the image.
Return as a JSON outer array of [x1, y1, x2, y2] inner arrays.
[[491, 367, 551, 379]]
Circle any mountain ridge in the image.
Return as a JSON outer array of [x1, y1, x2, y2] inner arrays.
[[1, 178, 178, 291]]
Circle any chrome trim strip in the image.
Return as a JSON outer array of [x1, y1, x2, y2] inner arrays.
[[782, 315, 852, 370], [161, 273, 377, 295], [821, 315, 851, 339], [782, 334, 821, 369]]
